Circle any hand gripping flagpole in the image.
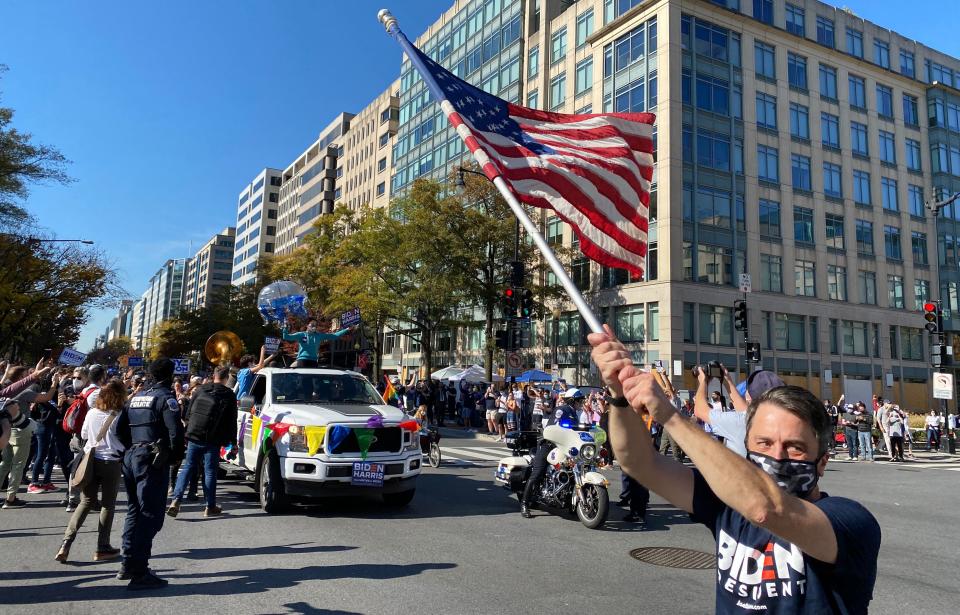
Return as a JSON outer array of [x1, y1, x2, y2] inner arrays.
[[378, 9, 604, 335]]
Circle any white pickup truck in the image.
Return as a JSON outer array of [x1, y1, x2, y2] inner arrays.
[[229, 367, 421, 513]]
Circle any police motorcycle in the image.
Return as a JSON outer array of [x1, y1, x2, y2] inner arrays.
[[494, 420, 610, 529]]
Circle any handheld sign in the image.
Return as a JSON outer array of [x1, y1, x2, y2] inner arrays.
[[340, 307, 362, 328], [173, 359, 191, 375], [264, 337, 281, 354], [59, 348, 87, 366]]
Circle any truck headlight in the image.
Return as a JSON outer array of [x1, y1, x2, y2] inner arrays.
[[580, 444, 597, 461], [287, 425, 307, 453]]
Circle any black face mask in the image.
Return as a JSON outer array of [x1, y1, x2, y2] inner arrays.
[[748, 451, 822, 498]]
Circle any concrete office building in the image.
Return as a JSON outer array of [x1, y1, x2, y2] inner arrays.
[[275, 115, 353, 255], [106, 299, 134, 342], [130, 258, 188, 350], [342, 81, 401, 213], [233, 169, 282, 286], [185, 227, 236, 308], [374, 0, 960, 409]]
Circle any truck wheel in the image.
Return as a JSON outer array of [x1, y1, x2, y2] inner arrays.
[[382, 489, 416, 507], [258, 450, 290, 514]]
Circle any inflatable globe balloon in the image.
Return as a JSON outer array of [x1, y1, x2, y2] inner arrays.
[[257, 280, 308, 324]]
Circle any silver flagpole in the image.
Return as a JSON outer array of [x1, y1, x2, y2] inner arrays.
[[378, 9, 604, 335]]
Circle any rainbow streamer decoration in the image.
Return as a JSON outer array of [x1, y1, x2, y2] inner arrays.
[[382, 376, 399, 405]]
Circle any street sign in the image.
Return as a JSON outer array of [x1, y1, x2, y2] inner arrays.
[[58, 348, 86, 366], [933, 372, 954, 400], [128, 356, 144, 368], [264, 337, 281, 354], [340, 307, 362, 328], [506, 351, 522, 377], [173, 358, 191, 376], [739, 273, 752, 293]]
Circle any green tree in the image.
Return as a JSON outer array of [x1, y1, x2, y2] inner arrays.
[[0, 65, 72, 229], [86, 336, 133, 366]]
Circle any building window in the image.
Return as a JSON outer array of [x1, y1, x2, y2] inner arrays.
[[819, 64, 837, 99], [856, 219, 874, 255], [900, 327, 923, 360], [816, 16, 834, 47], [575, 58, 593, 96], [753, 0, 773, 25], [823, 162, 842, 198], [874, 40, 890, 69], [787, 53, 807, 89], [694, 74, 729, 115], [378, 157, 387, 172], [756, 93, 777, 129], [546, 216, 563, 245], [876, 85, 894, 118], [689, 17, 731, 62], [699, 305, 734, 346], [914, 279, 930, 310], [888, 275, 905, 308], [576, 9, 594, 48], [881, 177, 899, 211], [858, 270, 877, 305], [846, 27, 863, 58], [903, 94, 919, 126], [615, 305, 645, 342], [550, 73, 566, 110], [791, 154, 812, 191], [551, 27, 568, 64], [759, 199, 781, 238], [900, 49, 915, 78], [378, 133, 389, 148], [760, 254, 782, 292], [884, 225, 902, 260], [795, 260, 816, 297], [825, 213, 845, 250], [754, 42, 775, 80], [528, 45, 539, 79], [821, 112, 839, 148], [647, 303, 660, 341], [853, 170, 872, 206], [827, 265, 847, 301], [773, 314, 807, 352], [757, 145, 778, 182], [878, 131, 896, 164], [683, 303, 695, 342], [696, 130, 731, 171], [785, 4, 805, 36], [794, 206, 814, 244], [848, 75, 866, 109], [267, 209, 277, 220], [912, 231, 929, 265], [908, 185, 924, 217], [850, 122, 868, 156], [527, 89, 539, 109], [906, 140, 922, 171], [789, 102, 809, 139], [376, 182, 385, 196]]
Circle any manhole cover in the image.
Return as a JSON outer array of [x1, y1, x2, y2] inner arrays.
[[629, 547, 714, 570]]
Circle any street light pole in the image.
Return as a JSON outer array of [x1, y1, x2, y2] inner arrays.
[[0, 232, 94, 245], [925, 189, 960, 452]]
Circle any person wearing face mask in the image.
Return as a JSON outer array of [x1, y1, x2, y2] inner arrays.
[[281, 317, 352, 368], [590, 325, 880, 614]]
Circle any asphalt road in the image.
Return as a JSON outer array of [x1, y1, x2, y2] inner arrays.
[[1, 432, 957, 615]]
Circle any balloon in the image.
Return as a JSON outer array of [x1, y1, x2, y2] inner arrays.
[[257, 280, 309, 324]]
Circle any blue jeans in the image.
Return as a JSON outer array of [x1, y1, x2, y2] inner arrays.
[[844, 427, 859, 459], [172, 441, 219, 508], [30, 421, 73, 485], [857, 431, 874, 461]]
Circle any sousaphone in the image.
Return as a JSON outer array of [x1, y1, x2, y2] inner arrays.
[[204, 331, 245, 366]]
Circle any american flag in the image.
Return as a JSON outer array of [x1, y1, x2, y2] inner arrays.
[[395, 30, 655, 277]]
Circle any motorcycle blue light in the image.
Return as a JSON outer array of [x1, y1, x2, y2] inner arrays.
[[568, 447, 579, 458], [559, 420, 573, 428]]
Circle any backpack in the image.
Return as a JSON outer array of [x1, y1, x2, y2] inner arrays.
[[62, 388, 95, 435], [185, 385, 231, 444]]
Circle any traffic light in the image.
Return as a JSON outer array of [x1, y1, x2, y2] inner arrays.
[[501, 287, 517, 318], [494, 330, 508, 349], [509, 261, 525, 287], [931, 341, 949, 367], [745, 341, 761, 363], [923, 301, 941, 334], [509, 328, 523, 349], [734, 300, 748, 332], [519, 288, 534, 318]]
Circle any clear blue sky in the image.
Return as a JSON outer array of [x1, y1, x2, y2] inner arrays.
[[1, 0, 957, 352]]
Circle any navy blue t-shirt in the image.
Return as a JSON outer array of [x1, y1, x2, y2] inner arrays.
[[690, 470, 880, 614]]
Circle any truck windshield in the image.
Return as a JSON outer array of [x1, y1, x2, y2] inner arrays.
[[271, 373, 383, 405]]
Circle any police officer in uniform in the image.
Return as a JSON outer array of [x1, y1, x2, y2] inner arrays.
[[115, 358, 184, 590], [520, 388, 583, 518]]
